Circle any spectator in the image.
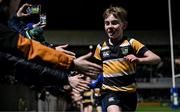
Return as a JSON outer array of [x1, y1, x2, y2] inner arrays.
[[0, 0, 102, 79]]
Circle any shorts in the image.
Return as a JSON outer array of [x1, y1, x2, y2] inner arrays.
[[94, 96, 102, 106], [101, 90, 137, 112]]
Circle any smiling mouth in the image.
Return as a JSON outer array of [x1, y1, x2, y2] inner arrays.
[[108, 30, 116, 36]]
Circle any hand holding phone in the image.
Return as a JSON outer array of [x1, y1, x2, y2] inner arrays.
[[26, 5, 41, 14], [40, 13, 46, 25]]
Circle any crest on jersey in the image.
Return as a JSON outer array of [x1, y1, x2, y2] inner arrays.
[[102, 51, 110, 58], [121, 47, 129, 55]]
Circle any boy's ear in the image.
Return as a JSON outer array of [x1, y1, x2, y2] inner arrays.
[[122, 22, 128, 30]]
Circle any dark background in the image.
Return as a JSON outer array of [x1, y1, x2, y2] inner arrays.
[[22, 0, 179, 30]]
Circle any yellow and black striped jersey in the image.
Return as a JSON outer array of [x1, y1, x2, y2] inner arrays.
[[82, 89, 93, 104], [94, 36, 148, 92]]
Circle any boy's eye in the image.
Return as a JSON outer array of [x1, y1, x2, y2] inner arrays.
[[104, 20, 120, 26], [105, 21, 109, 25], [111, 20, 119, 25]]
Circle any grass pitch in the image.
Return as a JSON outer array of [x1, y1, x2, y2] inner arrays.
[[136, 105, 180, 112]]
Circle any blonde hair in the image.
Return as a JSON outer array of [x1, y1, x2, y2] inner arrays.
[[103, 6, 127, 23]]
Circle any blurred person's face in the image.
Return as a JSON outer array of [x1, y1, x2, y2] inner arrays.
[[104, 14, 125, 40]]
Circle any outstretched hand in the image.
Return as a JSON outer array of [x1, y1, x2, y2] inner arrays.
[[17, 3, 31, 17], [55, 44, 76, 58], [71, 88, 82, 102], [32, 22, 46, 29], [68, 74, 90, 92], [73, 52, 102, 78]]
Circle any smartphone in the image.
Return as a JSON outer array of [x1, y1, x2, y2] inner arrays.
[[40, 13, 46, 25], [26, 5, 41, 14]]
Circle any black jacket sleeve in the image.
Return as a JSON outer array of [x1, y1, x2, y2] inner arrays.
[[0, 23, 19, 55], [8, 15, 27, 36], [0, 51, 70, 87]]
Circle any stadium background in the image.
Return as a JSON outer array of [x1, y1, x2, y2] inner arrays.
[[0, 0, 180, 111]]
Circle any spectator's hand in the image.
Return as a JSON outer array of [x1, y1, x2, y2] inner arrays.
[[71, 88, 82, 102], [32, 22, 46, 29], [55, 44, 76, 58], [68, 74, 90, 92], [17, 3, 31, 17], [124, 54, 139, 62], [73, 52, 102, 78]]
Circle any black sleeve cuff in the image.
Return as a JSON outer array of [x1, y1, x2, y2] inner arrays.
[[137, 46, 148, 56], [69, 60, 75, 71]]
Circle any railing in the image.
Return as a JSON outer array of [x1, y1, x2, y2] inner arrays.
[[136, 78, 180, 88]]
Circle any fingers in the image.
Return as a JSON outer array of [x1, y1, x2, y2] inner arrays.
[[87, 61, 102, 70], [32, 22, 41, 28], [77, 74, 84, 78], [124, 54, 137, 62], [21, 13, 30, 17], [72, 94, 82, 102], [84, 72, 98, 79], [76, 85, 88, 91], [23, 3, 32, 8], [74, 87, 84, 92], [68, 75, 90, 92], [58, 44, 69, 48], [72, 88, 80, 94], [33, 22, 46, 28], [55, 45, 76, 57], [75, 64, 102, 78], [19, 3, 31, 11], [78, 81, 90, 87], [17, 3, 31, 17], [79, 52, 92, 60], [74, 83, 89, 93], [83, 63, 102, 77], [40, 25, 46, 28], [74, 80, 90, 91], [63, 50, 76, 57], [71, 89, 82, 102], [81, 60, 102, 72], [55, 44, 68, 49], [74, 53, 102, 76]]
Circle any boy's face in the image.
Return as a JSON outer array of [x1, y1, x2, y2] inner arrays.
[[104, 14, 125, 39]]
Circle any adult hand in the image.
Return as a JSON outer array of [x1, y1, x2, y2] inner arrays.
[[17, 3, 31, 17], [32, 22, 46, 29], [68, 74, 90, 92], [73, 52, 102, 78], [55, 44, 76, 58], [71, 88, 82, 102]]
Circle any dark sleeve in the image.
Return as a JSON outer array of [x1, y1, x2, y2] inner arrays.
[[0, 51, 69, 86], [8, 16, 27, 36], [137, 46, 149, 56], [0, 23, 19, 55]]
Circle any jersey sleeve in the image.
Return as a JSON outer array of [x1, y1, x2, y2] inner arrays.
[[129, 38, 148, 56], [94, 44, 102, 61]]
